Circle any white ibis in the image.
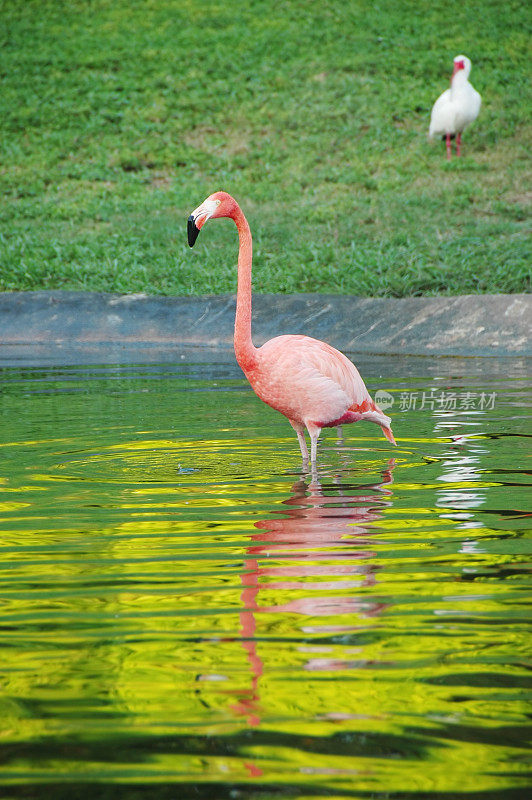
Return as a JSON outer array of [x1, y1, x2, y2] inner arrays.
[[429, 55, 481, 159]]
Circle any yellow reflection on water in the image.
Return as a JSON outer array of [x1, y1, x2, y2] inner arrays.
[[0, 365, 529, 797]]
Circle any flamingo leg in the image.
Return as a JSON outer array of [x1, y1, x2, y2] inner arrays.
[[305, 422, 321, 465], [446, 133, 452, 160], [289, 420, 309, 461], [456, 132, 462, 156], [310, 434, 318, 464], [296, 430, 309, 461]]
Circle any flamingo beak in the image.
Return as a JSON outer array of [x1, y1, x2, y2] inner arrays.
[[187, 215, 201, 247], [187, 199, 218, 248]]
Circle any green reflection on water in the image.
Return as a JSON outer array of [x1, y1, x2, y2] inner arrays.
[[0, 360, 529, 798]]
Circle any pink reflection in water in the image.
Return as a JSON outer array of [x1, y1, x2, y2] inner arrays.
[[226, 460, 395, 731]]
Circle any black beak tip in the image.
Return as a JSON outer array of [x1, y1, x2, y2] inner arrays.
[[187, 215, 200, 248]]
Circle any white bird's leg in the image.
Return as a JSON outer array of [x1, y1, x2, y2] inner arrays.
[[446, 133, 452, 160], [456, 132, 462, 156]]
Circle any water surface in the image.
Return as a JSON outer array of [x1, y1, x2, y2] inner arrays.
[[0, 352, 530, 799]]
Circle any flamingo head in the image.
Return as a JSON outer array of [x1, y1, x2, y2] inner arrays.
[[187, 191, 238, 247], [451, 55, 471, 80]]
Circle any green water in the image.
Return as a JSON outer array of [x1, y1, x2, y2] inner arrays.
[[0, 353, 530, 799]]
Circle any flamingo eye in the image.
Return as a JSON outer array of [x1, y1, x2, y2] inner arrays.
[[457, 60, 465, 69]]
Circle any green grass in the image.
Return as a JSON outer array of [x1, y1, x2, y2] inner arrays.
[[0, 0, 530, 297]]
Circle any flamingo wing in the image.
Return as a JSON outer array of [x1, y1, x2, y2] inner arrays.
[[254, 335, 370, 426]]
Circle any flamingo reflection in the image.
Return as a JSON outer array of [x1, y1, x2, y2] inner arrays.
[[227, 459, 395, 731]]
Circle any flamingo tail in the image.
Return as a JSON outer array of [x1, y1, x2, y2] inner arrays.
[[380, 425, 397, 446]]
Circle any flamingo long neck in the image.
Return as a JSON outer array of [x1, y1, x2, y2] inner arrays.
[[233, 206, 258, 372]]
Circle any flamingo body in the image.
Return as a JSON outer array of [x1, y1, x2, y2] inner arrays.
[[246, 334, 392, 433], [429, 55, 481, 158], [187, 192, 396, 463]]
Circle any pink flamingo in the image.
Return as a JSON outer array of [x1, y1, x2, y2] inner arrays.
[[187, 191, 396, 463]]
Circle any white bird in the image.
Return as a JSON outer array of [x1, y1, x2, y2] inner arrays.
[[429, 55, 481, 159]]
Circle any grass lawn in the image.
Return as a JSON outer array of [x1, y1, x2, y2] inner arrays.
[[0, 0, 530, 297]]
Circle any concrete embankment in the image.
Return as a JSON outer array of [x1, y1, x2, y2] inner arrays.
[[0, 291, 529, 360]]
